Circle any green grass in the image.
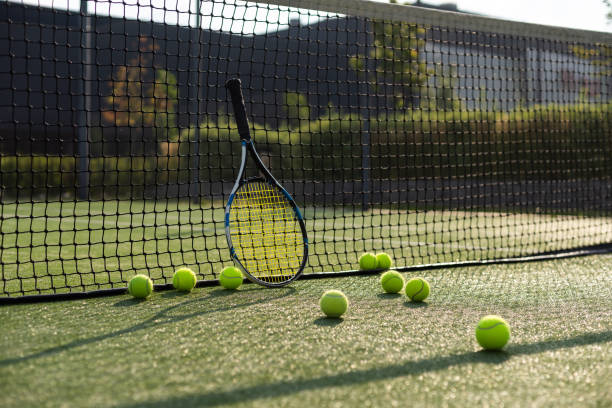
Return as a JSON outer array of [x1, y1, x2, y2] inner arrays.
[[2, 200, 612, 296], [1, 254, 611, 407]]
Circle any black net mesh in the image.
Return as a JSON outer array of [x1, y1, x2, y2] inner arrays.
[[1, 0, 611, 297]]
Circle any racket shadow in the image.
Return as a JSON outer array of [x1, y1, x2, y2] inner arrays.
[[0, 286, 295, 367]]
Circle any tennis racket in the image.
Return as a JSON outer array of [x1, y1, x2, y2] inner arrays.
[[224, 78, 309, 287]]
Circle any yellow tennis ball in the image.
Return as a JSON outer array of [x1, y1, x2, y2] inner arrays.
[[405, 277, 430, 302], [376, 252, 393, 270], [475, 315, 511, 350], [172, 267, 197, 292], [319, 290, 348, 318], [219, 266, 243, 290], [380, 270, 404, 293], [359, 253, 377, 271], [127, 274, 153, 299]]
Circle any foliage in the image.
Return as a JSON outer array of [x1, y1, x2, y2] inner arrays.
[[424, 65, 462, 111], [572, 43, 612, 77], [102, 36, 179, 147], [282, 92, 311, 129], [1, 102, 610, 200], [349, 19, 429, 108]]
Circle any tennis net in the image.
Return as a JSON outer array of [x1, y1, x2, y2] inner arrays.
[[1, 0, 611, 298]]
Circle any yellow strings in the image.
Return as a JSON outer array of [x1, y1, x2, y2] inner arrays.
[[230, 181, 303, 282]]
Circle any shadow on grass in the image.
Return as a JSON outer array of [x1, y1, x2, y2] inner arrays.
[[376, 293, 402, 299], [207, 288, 245, 297], [0, 286, 295, 367], [160, 290, 192, 299], [313, 317, 344, 326], [117, 330, 612, 408], [403, 301, 429, 309], [113, 298, 149, 307]]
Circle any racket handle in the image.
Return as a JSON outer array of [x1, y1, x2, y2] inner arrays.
[[225, 78, 251, 141]]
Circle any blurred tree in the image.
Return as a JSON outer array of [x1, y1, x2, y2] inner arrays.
[[571, 44, 612, 78], [349, 11, 429, 109], [429, 65, 461, 111], [151, 69, 179, 143], [282, 92, 311, 129], [103, 36, 179, 154], [567, 2, 611, 97]]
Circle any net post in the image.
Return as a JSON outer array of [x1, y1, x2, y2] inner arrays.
[[361, 102, 371, 212], [188, 0, 202, 203], [360, 19, 371, 212], [77, 0, 91, 200]]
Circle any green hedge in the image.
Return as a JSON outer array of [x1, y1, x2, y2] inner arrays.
[[1, 102, 610, 200], [365, 102, 612, 180], [281, 102, 612, 180]]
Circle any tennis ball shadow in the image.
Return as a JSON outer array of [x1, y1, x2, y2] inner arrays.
[[161, 290, 193, 299], [209, 288, 240, 297], [473, 349, 511, 364], [376, 293, 402, 299], [313, 317, 344, 326], [113, 297, 150, 307], [403, 301, 429, 309], [209, 285, 296, 297]]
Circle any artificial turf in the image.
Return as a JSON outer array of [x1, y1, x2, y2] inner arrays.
[[1, 254, 611, 407]]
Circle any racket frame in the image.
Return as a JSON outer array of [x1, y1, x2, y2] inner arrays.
[[224, 79, 309, 287]]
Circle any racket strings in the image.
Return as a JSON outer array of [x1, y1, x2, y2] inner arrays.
[[230, 181, 303, 282]]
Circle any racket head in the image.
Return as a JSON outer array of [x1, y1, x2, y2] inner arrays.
[[225, 177, 308, 287]]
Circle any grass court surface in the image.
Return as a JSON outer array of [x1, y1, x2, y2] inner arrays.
[[1, 254, 611, 407]]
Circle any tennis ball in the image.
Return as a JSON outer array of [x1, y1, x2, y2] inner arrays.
[[319, 290, 349, 318], [380, 270, 404, 293], [405, 277, 430, 302], [127, 274, 153, 299], [359, 252, 378, 271], [219, 266, 243, 290], [173, 267, 197, 292], [475, 315, 511, 351], [376, 252, 393, 270]]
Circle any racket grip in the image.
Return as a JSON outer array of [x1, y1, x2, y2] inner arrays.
[[225, 78, 251, 141]]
